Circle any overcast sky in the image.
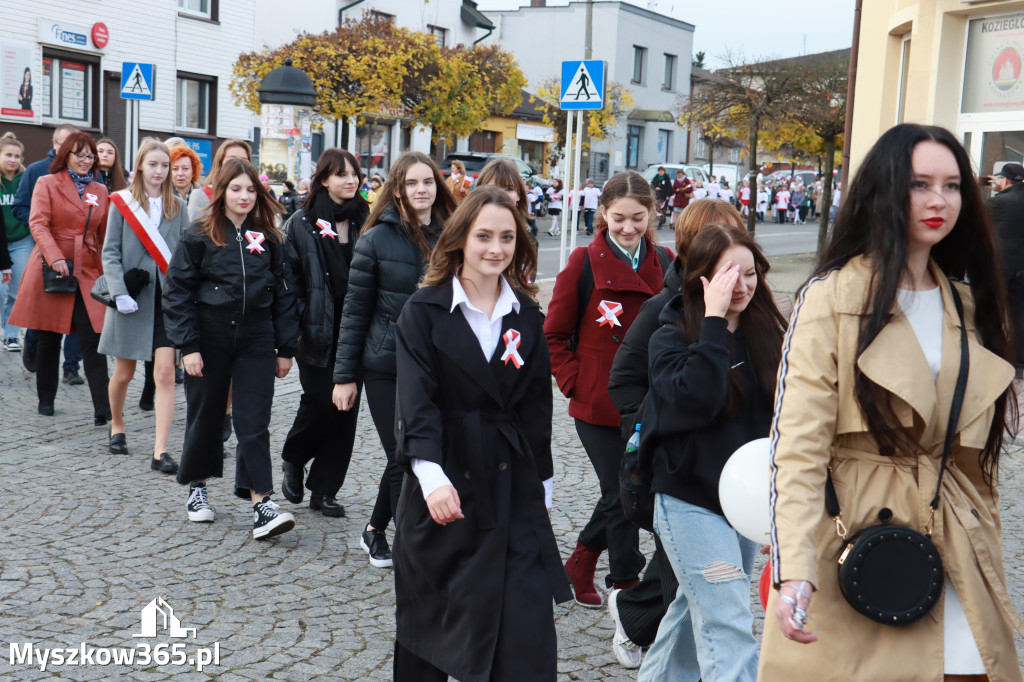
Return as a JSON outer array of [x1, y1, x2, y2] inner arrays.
[[475, 0, 856, 68]]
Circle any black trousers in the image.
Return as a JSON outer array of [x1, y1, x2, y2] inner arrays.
[[281, 357, 361, 498], [575, 419, 645, 587], [176, 315, 277, 499], [365, 374, 404, 530], [615, 533, 678, 647], [393, 641, 447, 682], [1008, 274, 1024, 368], [36, 289, 110, 418]]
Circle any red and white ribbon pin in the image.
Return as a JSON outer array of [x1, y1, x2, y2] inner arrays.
[[244, 230, 266, 254], [501, 329, 524, 369], [84, 192, 99, 207], [596, 300, 623, 327], [315, 218, 337, 238]]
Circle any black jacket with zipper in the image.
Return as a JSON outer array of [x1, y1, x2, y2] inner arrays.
[[333, 206, 441, 383], [163, 219, 299, 357], [283, 206, 367, 368], [607, 256, 683, 438]]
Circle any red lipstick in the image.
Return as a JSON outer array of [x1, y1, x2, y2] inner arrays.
[[923, 217, 945, 228]]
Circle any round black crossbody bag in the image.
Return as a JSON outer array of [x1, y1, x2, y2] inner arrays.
[[825, 283, 968, 626]]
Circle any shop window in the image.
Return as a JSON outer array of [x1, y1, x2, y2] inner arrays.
[[178, 0, 218, 20], [663, 54, 676, 91], [356, 122, 391, 177], [429, 25, 448, 48], [657, 129, 672, 164], [626, 125, 642, 169], [633, 46, 647, 84], [518, 140, 545, 173], [981, 130, 1024, 178], [176, 75, 214, 134], [40, 53, 97, 127]]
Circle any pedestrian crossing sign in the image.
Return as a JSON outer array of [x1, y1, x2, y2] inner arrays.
[[560, 60, 605, 111], [121, 62, 155, 101]]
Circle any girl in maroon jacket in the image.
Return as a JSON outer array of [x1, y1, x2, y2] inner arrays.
[[544, 170, 672, 607]]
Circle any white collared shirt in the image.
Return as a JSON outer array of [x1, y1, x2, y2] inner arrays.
[[411, 277, 554, 509], [145, 196, 162, 231]]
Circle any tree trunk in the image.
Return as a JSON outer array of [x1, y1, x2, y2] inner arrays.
[[817, 135, 837, 253], [747, 116, 758, 235]]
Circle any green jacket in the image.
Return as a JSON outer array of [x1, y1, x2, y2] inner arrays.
[[1, 173, 28, 242]]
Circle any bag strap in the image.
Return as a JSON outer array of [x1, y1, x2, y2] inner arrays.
[[574, 249, 594, 334], [825, 280, 970, 534]]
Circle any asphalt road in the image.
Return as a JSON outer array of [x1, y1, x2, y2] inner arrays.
[[534, 216, 823, 281]]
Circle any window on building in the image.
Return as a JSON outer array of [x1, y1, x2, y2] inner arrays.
[[658, 129, 672, 164], [632, 46, 647, 84], [40, 53, 98, 126], [356, 122, 392, 177], [176, 75, 214, 133], [626, 125, 642, 168], [370, 10, 394, 21], [897, 36, 911, 124], [428, 25, 448, 48], [663, 54, 676, 91], [178, 0, 217, 20]]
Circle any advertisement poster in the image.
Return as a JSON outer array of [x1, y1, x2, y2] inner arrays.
[[963, 13, 1024, 113], [1, 42, 36, 120], [259, 103, 312, 182]]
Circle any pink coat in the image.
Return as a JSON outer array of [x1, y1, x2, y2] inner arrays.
[[9, 172, 109, 334]]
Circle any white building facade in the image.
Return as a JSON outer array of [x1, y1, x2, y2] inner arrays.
[[0, 0, 257, 170], [484, 1, 693, 182]]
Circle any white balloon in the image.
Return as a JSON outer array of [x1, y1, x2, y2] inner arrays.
[[718, 437, 772, 543]]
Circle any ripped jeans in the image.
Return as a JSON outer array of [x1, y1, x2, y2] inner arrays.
[[638, 493, 759, 682]]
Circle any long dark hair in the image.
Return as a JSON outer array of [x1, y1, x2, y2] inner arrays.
[[815, 123, 1014, 481], [422, 186, 537, 297], [201, 158, 283, 247], [96, 138, 128, 191], [681, 223, 786, 417], [303, 147, 367, 212], [361, 151, 456, 259]]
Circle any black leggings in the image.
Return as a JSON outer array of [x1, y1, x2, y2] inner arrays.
[[365, 374, 405, 530]]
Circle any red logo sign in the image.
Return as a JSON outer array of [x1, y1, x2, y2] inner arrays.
[[91, 23, 109, 49]]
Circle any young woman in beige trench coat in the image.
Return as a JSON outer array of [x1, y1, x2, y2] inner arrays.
[[761, 123, 1024, 682]]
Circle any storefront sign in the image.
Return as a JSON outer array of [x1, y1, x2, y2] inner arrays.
[[38, 20, 104, 52], [91, 23, 109, 50], [963, 12, 1024, 113], [180, 138, 212, 178], [517, 122, 554, 143], [0, 42, 36, 120]]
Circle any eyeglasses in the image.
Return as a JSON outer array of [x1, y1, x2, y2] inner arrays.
[[72, 151, 95, 161]]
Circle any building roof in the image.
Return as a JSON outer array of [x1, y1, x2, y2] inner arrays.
[[484, 0, 694, 32], [462, 0, 495, 30]]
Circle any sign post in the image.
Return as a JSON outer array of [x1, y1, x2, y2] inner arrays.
[[558, 59, 605, 270], [120, 62, 155, 166]]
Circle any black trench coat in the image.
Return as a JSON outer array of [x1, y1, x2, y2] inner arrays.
[[393, 283, 572, 682]]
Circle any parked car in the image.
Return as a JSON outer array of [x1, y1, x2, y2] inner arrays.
[[640, 163, 708, 187], [440, 152, 545, 187]]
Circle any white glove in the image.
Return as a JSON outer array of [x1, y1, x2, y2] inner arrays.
[[115, 295, 138, 314]]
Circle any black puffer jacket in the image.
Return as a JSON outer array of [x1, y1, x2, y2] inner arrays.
[[607, 256, 683, 438], [163, 219, 299, 357], [284, 207, 368, 367], [333, 206, 441, 383]]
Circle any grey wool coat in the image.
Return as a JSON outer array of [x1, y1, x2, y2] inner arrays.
[[98, 193, 188, 361]]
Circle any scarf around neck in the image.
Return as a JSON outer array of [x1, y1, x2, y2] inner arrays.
[[311, 189, 365, 227], [67, 169, 95, 197]]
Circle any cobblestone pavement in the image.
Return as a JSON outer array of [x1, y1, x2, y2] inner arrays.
[[1, 253, 1022, 680]]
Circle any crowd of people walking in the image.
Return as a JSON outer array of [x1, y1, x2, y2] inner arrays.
[[1, 121, 1022, 681]]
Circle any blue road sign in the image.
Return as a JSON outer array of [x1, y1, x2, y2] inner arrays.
[[560, 60, 605, 111], [121, 63, 155, 101]]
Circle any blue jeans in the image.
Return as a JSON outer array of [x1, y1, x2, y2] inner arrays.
[[1, 235, 33, 338], [583, 208, 595, 232], [639, 493, 759, 682]]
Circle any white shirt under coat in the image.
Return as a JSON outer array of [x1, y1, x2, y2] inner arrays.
[[411, 276, 555, 508]]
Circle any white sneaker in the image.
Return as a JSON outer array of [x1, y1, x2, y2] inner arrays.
[[186, 482, 215, 522], [608, 589, 642, 669]]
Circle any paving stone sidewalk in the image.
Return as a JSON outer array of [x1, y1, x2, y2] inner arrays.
[[1, 252, 1022, 680]]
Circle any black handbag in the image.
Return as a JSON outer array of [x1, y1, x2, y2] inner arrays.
[[42, 203, 92, 294], [826, 283, 969, 626]]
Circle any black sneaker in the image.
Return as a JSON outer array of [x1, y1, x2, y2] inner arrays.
[[186, 482, 215, 523], [253, 497, 295, 540], [63, 369, 84, 385], [360, 525, 393, 568]]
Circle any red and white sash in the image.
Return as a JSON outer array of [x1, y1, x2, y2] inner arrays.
[[110, 189, 173, 274]]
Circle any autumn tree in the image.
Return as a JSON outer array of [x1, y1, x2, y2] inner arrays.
[[231, 13, 527, 141], [679, 54, 803, 234], [531, 78, 635, 165]]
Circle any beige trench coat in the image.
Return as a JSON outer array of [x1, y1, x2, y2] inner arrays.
[[759, 255, 1024, 682]]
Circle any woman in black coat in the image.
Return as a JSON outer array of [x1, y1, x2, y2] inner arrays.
[[281, 149, 369, 517], [332, 151, 457, 568], [392, 188, 571, 681]]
